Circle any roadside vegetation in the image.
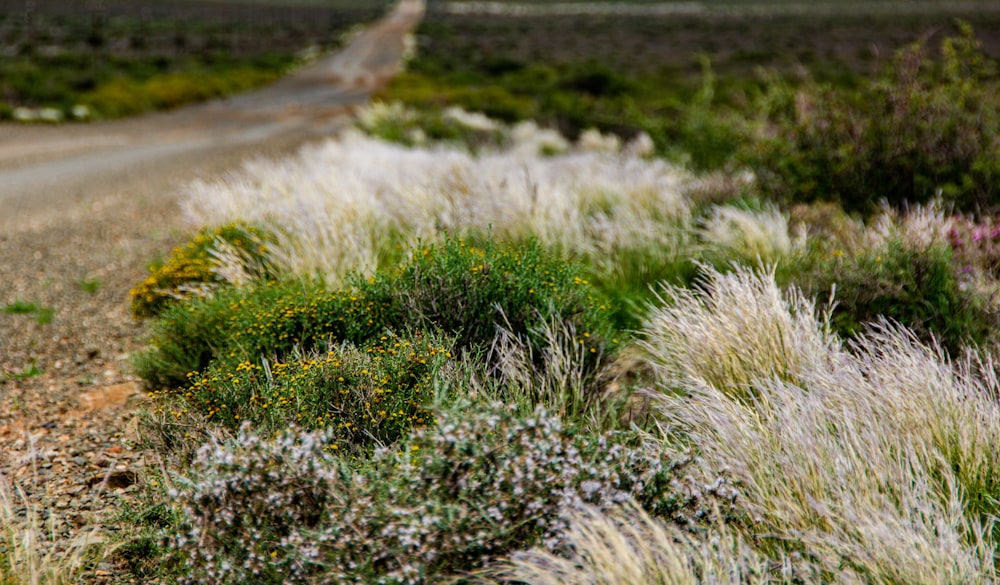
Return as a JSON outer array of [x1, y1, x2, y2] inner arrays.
[[9, 1, 1000, 583], [0, 0, 390, 121]]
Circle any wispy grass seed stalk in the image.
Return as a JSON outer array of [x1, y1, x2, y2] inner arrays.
[[182, 130, 692, 282], [0, 476, 101, 585], [644, 266, 1000, 582]]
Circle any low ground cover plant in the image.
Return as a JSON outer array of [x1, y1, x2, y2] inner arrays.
[[164, 404, 734, 585]]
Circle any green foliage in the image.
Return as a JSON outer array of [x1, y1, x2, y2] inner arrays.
[[76, 277, 101, 294], [584, 245, 701, 332], [746, 23, 1000, 214], [795, 239, 998, 355], [3, 301, 54, 325], [135, 237, 611, 390], [130, 222, 275, 319], [2, 363, 44, 382], [82, 68, 279, 118], [175, 334, 452, 451], [3, 300, 40, 315]]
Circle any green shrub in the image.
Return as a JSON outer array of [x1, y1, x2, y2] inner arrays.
[[176, 334, 452, 450], [83, 68, 279, 118], [795, 239, 997, 354], [746, 22, 1000, 214], [135, 237, 612, 390], [130, 222, 275, 319]]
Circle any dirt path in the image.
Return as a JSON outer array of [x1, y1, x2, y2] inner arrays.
[[0, 1, 423, 579]]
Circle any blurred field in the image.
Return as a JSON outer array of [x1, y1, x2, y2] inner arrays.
[[424, 0, 1000, 79], [0, 0, 393, 119]]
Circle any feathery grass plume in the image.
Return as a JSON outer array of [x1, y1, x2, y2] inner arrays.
[[641, 264, 837, 399], [865, 200, 955, 251], [181, 130, 691, 282], [645, 268, 1000, 581], [698, 204, 805, 267], [484, 501, 796, 585], [0, 475, 102, 585]]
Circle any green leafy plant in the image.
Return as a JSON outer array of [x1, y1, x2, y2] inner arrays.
[[76, 277, 101, 294], [796, 239, 997, 354], [135, 237, 612, 390], [174, 334, 452, 451], [3, 301, 54, 325]]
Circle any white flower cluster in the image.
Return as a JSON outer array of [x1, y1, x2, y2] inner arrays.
[[167, 405, 734, 583]]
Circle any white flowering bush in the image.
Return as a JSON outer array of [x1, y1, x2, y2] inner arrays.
[[167, 425, 343, 584], [166, 404, 736, 584]]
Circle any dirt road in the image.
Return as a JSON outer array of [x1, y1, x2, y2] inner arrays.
[[0, 0, 424, 233], [0, 2, 423, 578]]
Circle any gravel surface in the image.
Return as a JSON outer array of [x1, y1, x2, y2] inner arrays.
[[0, 3, 425, 580], [0, 185, 182, 581]]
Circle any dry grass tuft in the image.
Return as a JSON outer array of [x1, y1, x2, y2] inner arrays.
[[644, 267, 1000, 582], [181, 130, 692, 282], [484, 501, 789, 585], [0, 476, 103, 585]]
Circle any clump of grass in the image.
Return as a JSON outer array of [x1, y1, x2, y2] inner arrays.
[[3, 301, 55, 325], [3, 363, 43, 382], [75, 278, 101, 294], [180, 130, 692, 283], [1, 477, 103, 584], [3, 300, 39, 315], [641, 265, 837, 400], [644, 267, 1000, 580], [486, 501, 790, 585], [698, 203, 805, 268]]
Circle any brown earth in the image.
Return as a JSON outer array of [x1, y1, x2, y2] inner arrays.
[[0, 0, 424, 580]]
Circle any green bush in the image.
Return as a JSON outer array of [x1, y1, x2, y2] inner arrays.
[[83, 68, 279, 118], [794, 239, 998, 355], [746, 22, 1000, 214], [176, 334, 452, 450], [130, 222, 275, 319], [135, 237, 612, 390]]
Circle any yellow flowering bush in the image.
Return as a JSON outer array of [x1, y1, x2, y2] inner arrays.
[[130, 222, 274, 319]]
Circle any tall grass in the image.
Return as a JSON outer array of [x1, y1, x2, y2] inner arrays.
[[486, 501, 790, 585], [181, 129, 692, 282], [643, 266, 1000, 581], [0, 477, 101, 585]]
